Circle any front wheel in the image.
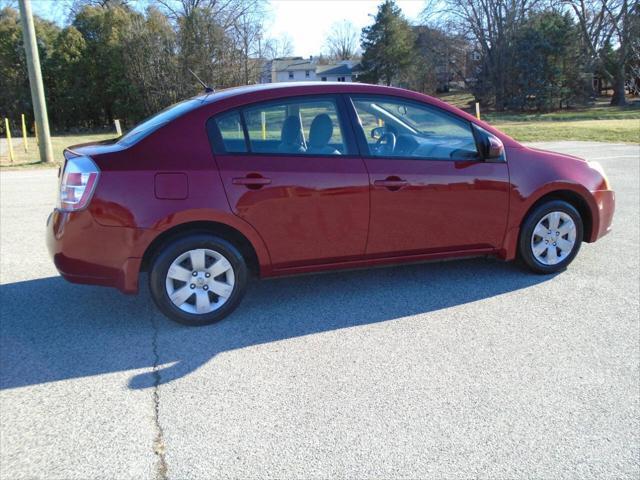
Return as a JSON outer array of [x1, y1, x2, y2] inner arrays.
[[149, 234, 247, 326], [518, 200, 583, 274]]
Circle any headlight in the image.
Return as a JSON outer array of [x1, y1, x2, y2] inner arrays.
[[588, 161, 611, 190]]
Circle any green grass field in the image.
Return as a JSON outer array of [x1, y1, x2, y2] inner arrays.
[[491, 118, 639, 143], [0, 133, 115, 168], [437, 92, 640, 144]]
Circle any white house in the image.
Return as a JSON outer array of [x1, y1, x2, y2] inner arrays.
[[260, 57, 359, 84]]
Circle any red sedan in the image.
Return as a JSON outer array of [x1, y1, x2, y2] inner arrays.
[[47, 83, 615, 325]]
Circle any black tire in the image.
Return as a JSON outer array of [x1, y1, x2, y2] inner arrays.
[[518, 200, 583, 274], [149, 233, 247, 326]]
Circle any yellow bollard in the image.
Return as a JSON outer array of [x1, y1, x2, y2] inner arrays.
[[4, 118, 14, 163], [34, 121, 39, 146], [21, 114, 28, 153], [261, 111, 266, 140], [475, 102, 481, 120]]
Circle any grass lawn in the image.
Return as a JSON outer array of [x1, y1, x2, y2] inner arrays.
[[437, 92, 640, 144], [0, 133, 115, 168], [491, 118, 640, 143]]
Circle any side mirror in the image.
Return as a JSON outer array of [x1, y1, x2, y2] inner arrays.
[[371, 126, 385, 140], [473, 124, 506, 162], [487, 134, 505, 159]]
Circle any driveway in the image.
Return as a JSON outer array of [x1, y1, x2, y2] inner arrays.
[[1, 141, 638, 479]]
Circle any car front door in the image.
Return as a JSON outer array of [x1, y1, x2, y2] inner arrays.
[[348, 95, 510, 257], [208, 96, 369, 270]]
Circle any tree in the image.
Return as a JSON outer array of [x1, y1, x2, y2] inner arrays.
[[507, 11, 586, 110], [324, 20, 358, 60], [443, 0, 542, 110], [0, 6, 59, 131], [564, 0, 638, 106], [72, 3, 142, 126], [121, 6, 180, 117], [630, 1, 640, 92], [232, 8, 266, 84], [263, 34, 294, 59], [157, 0, 265, 91], [47, 25, 87, 129], [360, 0, 415, 86], [407, 24, 471, 94], [0, 6, 29, 127]]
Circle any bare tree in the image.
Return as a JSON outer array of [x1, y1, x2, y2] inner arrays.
[[263, 33, 293, 59], [564, 0, 637, 105], [154, 0, 266, 90], [409, 24, 472, 93], [232, 5, 267, 83], [443, 0, 543, 109], [156, 0, 259, 29], [324, 20, 358, 60], [122, 5, 180, 114], [70, 0, 132, 15], [419, 0, 446, 24]]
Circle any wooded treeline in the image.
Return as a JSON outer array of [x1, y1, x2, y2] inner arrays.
[[1, 0, 287, 131], [360, 0, 639, 111], [0, 0, 638, 132]]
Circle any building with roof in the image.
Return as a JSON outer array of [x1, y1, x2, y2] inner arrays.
[[260, 57, 360, 84]]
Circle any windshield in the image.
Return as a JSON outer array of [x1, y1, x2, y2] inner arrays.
[[117, 98, 203, 146]]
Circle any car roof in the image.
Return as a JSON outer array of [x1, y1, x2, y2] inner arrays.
[[197, 82, 418, 104]]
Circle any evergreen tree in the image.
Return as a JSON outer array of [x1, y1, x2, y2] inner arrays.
[[507, 12, 587, 111], [360, 0, 414, 86], [0, 7, 59, 133]]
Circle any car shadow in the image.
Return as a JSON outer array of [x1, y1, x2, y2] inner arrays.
[[1, 258, 553, 390]]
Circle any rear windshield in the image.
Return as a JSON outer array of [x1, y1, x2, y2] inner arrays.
[[117, 98, 203, 146]]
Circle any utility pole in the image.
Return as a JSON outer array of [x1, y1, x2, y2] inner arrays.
[[18, 0, 53, 163]]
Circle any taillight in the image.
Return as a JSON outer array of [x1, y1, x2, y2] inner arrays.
[[57, 156, 100, 211]]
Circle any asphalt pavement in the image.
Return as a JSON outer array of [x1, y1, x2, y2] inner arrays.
[[1, 141, 638, 479]]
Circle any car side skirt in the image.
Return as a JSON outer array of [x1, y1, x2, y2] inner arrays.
[[265, 247, 499, 277]]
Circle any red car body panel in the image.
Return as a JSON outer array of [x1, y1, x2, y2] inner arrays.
[[498, 145, 614, 260], [46, 82, 615, 294], [215, 153, 370, 269], [363, 158, 510, 255]]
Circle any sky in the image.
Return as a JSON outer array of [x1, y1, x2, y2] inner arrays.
[[267, 0, 425, 57], [26, 0, 426, 57]]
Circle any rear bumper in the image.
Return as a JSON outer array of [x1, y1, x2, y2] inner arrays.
[[46, 209, 146, 294], [589, 189, 615, 242]]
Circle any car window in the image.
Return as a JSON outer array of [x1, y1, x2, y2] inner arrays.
[[243, 98, 347, 156], [211, 110, 247, 153], [351, 96, 479, 160], [118, 98, 202, 147]]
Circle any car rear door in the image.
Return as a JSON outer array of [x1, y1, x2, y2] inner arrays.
[[209, 96, 370, 270], [347, 95, 510, 257]]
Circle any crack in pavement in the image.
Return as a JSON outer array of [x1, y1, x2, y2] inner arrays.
[[151, 315, 168, 480]]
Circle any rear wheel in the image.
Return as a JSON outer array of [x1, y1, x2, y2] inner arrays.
[[518, 200, 583, 274], [149, 234, 247, 326]]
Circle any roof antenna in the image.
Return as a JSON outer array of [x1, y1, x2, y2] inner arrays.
[[188, 68, 214, 93]]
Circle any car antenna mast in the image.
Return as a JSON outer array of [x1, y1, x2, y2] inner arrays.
[[188, 68, 215, 94]]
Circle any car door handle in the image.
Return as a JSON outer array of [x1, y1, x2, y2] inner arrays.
[[373, 177, 408, 190], [232, 175, 272, 189]]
